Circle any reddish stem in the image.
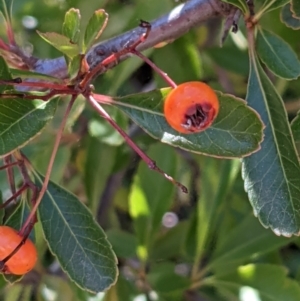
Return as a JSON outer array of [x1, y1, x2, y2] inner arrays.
[[131, 50, 177, 89], [14, 153, 39, 235], [0, 87, 77, 102], [4, 155, 16, 198], [6, 19, 16, 46], [21, 96, 77, 232], [87, 94, 187, 193], [0, 161, 18, 171], [80, 21, 151, 89], [0, 185, 27, 209], [0, 79, 67, 90], [90, 93, 114, 104], [0, 38, 10, 51]]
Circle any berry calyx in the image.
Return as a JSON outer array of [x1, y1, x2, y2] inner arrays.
[[164, 81, 219, 134], [0, 226, 37, 275]]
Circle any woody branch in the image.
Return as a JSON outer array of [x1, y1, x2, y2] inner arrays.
[[32, 0, 232, 79]]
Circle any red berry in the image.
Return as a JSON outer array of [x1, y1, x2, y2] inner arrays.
[[0, 226, 37, 275], [164, 81, 219, 134]]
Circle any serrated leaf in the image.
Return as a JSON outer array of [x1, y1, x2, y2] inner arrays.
[[220, 0, 248, 14], [62, 8, 81, 43], [291, 0, 300, 19], [213, 264, 300, 301], [256, 27, 300, 79], [281, 3, 300, 29], [242, 48, 300, 236], [37, 31, 80, 59], [83, 9, 108, 51], [0, 98, 58, 157], [291, 114, 300, 143], [36, 177, 118, 293], [113, 89, 263, 158]]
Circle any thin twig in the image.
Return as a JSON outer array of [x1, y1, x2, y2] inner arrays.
[[4, 155, 16, 199], [21, 96, 77, 232], [0, 185, 27, 209], [87, 94, 188, 193]]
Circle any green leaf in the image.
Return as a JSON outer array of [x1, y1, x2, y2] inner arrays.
[[220, 0, 248, 14], [0, 193, 3, 223], [210, 214, 294, 272], [260, 0, 290, 14], [137, 143, 177, 234], [84, 137, 117, 213], [83, 9, 108, 51], [148, 262, 190, 294], [10, 69, 61, 83], [291, 0, 300, 19], [103, 53, 149, 95], [0, 0, 12, 24], [242, 49, 300, 236], [0, 98, 58, 157], [3, 283, 23, 301], [68, 54, 82, 79], [65, 95, 86, 131], [113, 89, 264, 158], [208, 45, 249, 76], [0, 55, 12, 92], [256, 27, 300, 79], [88, 107, 128, 146], [128, 143, 181, 261], [281, 3, 300, 29], [106, 229, 137, 258], [194, 159, 241, 268], [27, 142, 71, 183], [212, 264, 300, 301], [291, 114, 300, 143], [36, 176, 118, 293], [37, 31, 80, 59], [62, 8, 81, 43], [5, 199, 35, 242], [128, 176, 150, 261], [115, 275, 138, 301], [150, 222, 188, 260], [153, 34, 202, 86], [40, 275, 75, 301]]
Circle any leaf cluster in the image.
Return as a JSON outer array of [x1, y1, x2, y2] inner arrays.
[[0, 0, 300, 300]]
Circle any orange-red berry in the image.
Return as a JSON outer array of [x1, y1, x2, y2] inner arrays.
[[0, 226, 37, 275], [164, 81, 219, 134]]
